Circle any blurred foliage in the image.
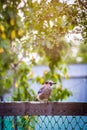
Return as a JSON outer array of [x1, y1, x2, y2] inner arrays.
[[49, 86, 72, 101], [74, 0, 87, 43], [17, 116, 36, 130], [12, 62, 36, 101], [77, 43, 87, 62], [0, 0, 79, 101], [64, 42, 87, 64], [60, 0, 87, 64]]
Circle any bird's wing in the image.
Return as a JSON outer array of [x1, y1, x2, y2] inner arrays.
[[38, 85, 46, 94]]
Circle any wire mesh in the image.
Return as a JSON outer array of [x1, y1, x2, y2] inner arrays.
[[0, 116, 87, 130]]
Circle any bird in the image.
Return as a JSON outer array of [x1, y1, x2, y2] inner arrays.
[[36, 80, 56, 103]]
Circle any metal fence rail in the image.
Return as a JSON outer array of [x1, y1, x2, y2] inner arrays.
[[0, 115, 87, 130], [0, 102, 87, 130]]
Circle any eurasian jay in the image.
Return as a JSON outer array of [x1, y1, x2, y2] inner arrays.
[[36, 80, 56, 102]]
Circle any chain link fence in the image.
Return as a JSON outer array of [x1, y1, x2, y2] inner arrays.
[[0, 115, 87, 130]]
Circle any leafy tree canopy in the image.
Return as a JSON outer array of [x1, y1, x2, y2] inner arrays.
[[0, 0, 78, 101], [73, 0, 87, 43]]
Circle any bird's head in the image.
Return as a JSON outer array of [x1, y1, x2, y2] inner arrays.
[[45, 80, 56, 86]]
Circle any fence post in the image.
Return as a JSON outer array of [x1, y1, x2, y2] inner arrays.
[[14, 116, 18, 130]]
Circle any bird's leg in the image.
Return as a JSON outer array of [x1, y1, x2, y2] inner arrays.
[[44, 99, 48, 104]]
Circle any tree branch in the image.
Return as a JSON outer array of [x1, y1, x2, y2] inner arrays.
[[11, 57, 24, 71], [78, 0, 87, 9]]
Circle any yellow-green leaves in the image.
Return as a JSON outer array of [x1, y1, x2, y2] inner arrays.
[[0, 48, 4, 53], [0, 24, 5, 32], [10, 19, 15, 26], [11, 30, 16, 40]]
